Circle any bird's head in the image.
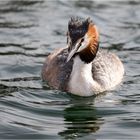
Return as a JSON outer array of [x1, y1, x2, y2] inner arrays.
[[67, 17, 99, 63]]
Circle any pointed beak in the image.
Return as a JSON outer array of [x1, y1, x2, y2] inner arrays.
[[67, 42, 80, 62], [67, 46, 76, 62]]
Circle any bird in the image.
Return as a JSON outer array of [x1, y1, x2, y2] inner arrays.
[[42, 17, 124, 96]]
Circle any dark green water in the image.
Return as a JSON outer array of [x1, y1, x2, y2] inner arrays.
[[0, 0, 140, 139]]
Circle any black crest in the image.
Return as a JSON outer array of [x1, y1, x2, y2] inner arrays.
[[68, 17, 91, 44]]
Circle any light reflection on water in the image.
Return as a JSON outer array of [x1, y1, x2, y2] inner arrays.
[[0, 0, 140, 139]]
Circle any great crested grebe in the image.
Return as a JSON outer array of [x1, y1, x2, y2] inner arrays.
[[42, 17, 124, 96]]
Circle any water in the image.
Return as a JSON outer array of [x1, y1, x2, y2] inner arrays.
[[0, 0, 140, 139]]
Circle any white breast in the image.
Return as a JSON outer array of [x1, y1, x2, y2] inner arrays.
[[68, 56, 101, 96]]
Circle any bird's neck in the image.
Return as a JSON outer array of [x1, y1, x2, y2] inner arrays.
[[69, 55, 102, 96], [73, 55, 93, 76], [69, 55, 96, 96]]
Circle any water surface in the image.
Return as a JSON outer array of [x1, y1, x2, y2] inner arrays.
[[0, 0, 140, 139]]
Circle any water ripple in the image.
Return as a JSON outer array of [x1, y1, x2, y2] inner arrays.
[[0, 0, 140, 139]]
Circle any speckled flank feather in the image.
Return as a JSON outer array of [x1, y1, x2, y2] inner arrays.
[[42, 48, 73, 91], [92, 50, 124, 90]]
